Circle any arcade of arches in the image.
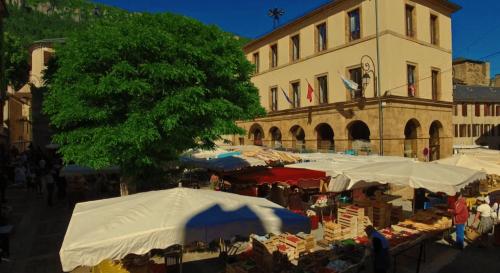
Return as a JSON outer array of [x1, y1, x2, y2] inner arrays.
[[235, 102, 453, 160]]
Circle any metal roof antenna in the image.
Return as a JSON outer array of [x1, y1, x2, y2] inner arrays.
[[268, 7, 285, 29]]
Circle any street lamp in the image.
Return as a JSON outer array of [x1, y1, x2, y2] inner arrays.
[[360, 55, 377, 97]]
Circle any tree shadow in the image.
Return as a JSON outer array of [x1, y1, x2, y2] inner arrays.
[[183, 204, 310, 244], [475, 124, 500, 150]]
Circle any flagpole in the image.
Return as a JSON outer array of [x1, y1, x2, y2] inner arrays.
[[375, 0, 383, 156]]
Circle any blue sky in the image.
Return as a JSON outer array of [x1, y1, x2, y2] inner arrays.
[[93, 0, 500, 76]]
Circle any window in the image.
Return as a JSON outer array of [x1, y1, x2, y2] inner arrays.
[[485, 124, 491, 136], [270, 44, 278, 68], [316, 23, 327, 51], [467, 125, 471, 137], [430, 15, 438, 45], [238, 137, 244, 145], [252, 52, 260, 73], [270, 87, 278, 111], [496, 105, 500, 116], [453, 105, 457, 116], [454, 125, 458, 137], [348, 9, 361, 41], [473, 124, 480, 137], [407, 64, 417, 97], [459, 124, 467, 137], [290, 35, 300, 61], [317, 75, 328, 104], [461, 103, 467, 116], [405, 5, 415, 37], [431, 69, 440, 100], [484, 103, 493, 116], [475, 103, 481, 117], [349, 67, 363, 99], [43, 51, 54, 66], [291, 82, 300, 108]]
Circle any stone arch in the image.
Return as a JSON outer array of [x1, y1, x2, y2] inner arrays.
[[346, 120, 371, 153], [429, 120, 443, 161], [289, 125, 306, 151], [403, 118, 422, 158], [315, 123, 335, 152], [269, 126, 282, 148], [248, 123, 264, 146]]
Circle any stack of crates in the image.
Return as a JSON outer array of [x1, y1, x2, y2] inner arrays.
[[338, 205, 366, 237]]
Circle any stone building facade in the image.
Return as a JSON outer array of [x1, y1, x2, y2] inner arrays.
[[232, 0, 460, 161], [452, 58, 490, 86], [452, 85, 500, 150]]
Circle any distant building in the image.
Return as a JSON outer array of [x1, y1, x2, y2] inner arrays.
[[232, 0, 460, 161], [452, 58, 490, 86], [493, 74, 500, 87], [3, 38, 64, 152], [452, 85, 500, 150]]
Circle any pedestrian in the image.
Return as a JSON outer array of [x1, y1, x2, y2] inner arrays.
[[473, 197, 494, 247], [448, 193, 468, 249], [45, 168, 56, 206], [365, 225, 390, 273], [14, 164, 26, 187]]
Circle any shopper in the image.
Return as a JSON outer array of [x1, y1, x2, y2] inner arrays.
[[474, 197, 494, 247], [448, 193, 468, 249], [365, 225, 390, 273]]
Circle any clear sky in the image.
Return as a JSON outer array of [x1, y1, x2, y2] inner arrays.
[[93, 0, 500, 77]]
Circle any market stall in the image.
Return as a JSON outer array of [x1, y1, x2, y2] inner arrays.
[[60, 187, 310, 272], [343, 161, 486, 196]]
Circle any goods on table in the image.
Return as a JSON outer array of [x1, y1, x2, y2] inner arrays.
[[324, 222, 350, 242], [395, 209, 452, 233], [354, 199, 393, 229], [337, 205, 367, 238], [480, 174, 500, 194], [354, 226, 420, 248], [391, 206, 404, 225]]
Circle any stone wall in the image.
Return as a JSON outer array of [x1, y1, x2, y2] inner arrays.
[[235, 97, 453, 161], [453, 61, 490, 86]]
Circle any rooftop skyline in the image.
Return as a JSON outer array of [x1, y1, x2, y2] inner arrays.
[[92, 0, 500, 77]]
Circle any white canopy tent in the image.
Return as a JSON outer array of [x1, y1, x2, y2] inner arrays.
[[286, 155, 413, 192], [60, 187, 310, 272], [435, 154, 500, 176], [343, 161, 487, 195]]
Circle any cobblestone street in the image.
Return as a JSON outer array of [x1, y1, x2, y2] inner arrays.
[[0, 187, 71, 273]]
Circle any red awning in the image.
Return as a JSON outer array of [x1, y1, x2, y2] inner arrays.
[[224, 167, 328, 188]]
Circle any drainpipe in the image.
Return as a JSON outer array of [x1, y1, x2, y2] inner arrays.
[[375, 0, 383, 155]]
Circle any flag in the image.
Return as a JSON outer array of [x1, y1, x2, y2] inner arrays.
[[340, 74, 359, 92], [408, 84, 416, 97], [280, 87, 293, 105], [307, 82, 314, 102]]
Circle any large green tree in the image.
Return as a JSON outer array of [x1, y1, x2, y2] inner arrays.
[[43, 13, 264, 181]]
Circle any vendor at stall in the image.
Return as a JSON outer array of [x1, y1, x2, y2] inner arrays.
[[473, 197, 494, 246], [448, 193, 468, 250], [365, 225, 390, 273]]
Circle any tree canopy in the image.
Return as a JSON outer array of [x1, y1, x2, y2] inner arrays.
[[43, 13, 265, 178]]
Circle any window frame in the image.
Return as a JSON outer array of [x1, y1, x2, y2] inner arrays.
[[269, 44, 278, 68], [484, 103, 492, 116], [405, 4, 416, 38], [496, 105, 500, 116], [430, 14, 439, 45], [475, 103, 481, 117], [431, 68, 440, 100], [461, 103, 467, 117], [252, 51, 260, 73], [315, 22, 328, 52], [407, 63, 418, 97], [316, 74, 329, 105], [348, 66, 363, 100], [290, 34, 300, 62], [290, 80, 301, 108], [269, 86, 278, 111], [347, 7, 361, 42]]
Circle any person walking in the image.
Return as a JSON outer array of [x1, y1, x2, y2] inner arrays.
[[365, 225, 390, 273], [448, 193, 468, 249], [474, 197, 494, 247]]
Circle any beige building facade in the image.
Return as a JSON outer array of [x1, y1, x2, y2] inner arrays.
[[452, 85, 500, 150], [452, 58, 490, 86], [233, 0, 460, 161]]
